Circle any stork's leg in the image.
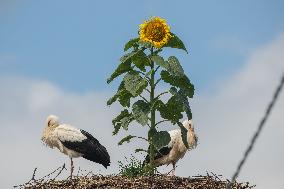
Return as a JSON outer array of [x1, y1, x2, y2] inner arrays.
[[70, 157, 74, 179], [171, 162, 176, 176]]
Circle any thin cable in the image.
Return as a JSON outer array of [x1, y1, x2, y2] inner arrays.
[[227, 72, 284, 189]]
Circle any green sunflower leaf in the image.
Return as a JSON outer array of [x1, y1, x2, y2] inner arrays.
[[164, 33, 188, 53], [170, 87, 192, 120], [167, 56, 184, 77], [151, 99, 164, 111], [123, 71, 148, 96], [151, 55, 168, 70], [118, 135, 136, 145], [138, 40, 152, 48], [107, 52, 136, 84], [131, 50, 150, 71], [156, 96, 184, 124], [160, 70, 194, 98], [135, 148, 147, 153], [112, 109, 134, 135], [132, 100, 150, 126], [124, 38, 139, 52], [107, 81, 133, 107], [151, 130, 171, 149], [177, 122, 189, 148]]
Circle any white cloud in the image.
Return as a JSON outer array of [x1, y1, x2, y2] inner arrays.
[[0, 33, 284, 188]]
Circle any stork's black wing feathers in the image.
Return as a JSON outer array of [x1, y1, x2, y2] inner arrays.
[[60, 129, 110, 168], [143, 146, 172, 165], [155, 146, 172, 159]]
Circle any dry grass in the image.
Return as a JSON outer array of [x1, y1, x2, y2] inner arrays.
[[15, 172, 255, 189]]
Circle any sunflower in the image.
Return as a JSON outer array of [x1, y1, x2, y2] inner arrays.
[[139, 17, 172, 48]]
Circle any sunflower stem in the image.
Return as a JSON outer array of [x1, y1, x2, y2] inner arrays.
[[155, 91, 169, 100], [148, 47, 156, 175], [154, 66, 160, 74], [155, 119, 170, 127], [154, 78, 162, 87], [139, 94, 149, 103]]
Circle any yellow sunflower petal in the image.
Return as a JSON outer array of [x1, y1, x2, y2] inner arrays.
[[139, 16, 172, 48]]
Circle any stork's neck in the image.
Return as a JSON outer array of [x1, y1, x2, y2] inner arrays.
[[184, 125, 190, 131], [43, 123, 58, 137], [187, 128, 197, 148]]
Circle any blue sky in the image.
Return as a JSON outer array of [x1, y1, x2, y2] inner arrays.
[[1, 1, 284, 188], [1, 0, 283, 93]]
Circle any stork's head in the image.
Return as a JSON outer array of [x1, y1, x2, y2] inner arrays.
[[182, 119, 194, 131], [46, 115, 59, 128]]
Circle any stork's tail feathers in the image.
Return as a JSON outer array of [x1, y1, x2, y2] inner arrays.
[[78, 130, 111, 168], [82, 140, 111, 168], [83, 143, 111, 168]]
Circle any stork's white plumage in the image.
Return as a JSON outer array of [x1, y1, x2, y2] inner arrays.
[[41, 115, 110, 178], [144, 120, 198, 175]]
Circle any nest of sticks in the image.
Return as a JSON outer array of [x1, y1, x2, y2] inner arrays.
[[14, 164, 255, 189]]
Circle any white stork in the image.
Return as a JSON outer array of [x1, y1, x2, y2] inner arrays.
[[41, 115, 110, 178], [144, 120, 198, 176]]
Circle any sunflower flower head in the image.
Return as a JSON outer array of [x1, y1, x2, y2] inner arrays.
[[139, 17, 172, 48]]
